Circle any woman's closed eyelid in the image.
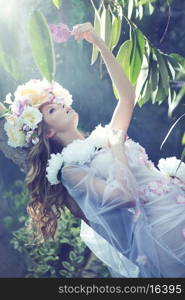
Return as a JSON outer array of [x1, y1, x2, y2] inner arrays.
[[49, 107, 55, 114], [49, 104, 65, 113]]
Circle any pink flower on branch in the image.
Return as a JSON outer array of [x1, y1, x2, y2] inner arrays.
[[49, 23, 72, 43]]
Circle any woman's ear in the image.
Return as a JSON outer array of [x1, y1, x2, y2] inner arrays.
[[46, 128, 56, 139]]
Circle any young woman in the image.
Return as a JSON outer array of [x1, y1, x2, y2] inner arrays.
[[2, 23, 185, 277]]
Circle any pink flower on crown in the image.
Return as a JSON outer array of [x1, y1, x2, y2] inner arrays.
[[11, 98, 30, 116]]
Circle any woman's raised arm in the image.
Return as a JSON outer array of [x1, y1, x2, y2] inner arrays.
[[96, 38, 136, 132], [72, 22, 136, 132]]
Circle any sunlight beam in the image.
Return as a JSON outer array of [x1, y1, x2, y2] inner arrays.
[[0, 0, 16, 20]]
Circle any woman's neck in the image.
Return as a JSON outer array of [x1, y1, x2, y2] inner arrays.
[[55, 128, 86, 148]]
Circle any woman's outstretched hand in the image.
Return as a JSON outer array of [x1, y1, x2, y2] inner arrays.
[[71, 22, 103, 47]]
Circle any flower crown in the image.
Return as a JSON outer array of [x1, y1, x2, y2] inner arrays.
[[0, 78, 73, 148]]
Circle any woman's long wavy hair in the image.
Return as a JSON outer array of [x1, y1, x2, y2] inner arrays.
[[24, 119, 87, 244]]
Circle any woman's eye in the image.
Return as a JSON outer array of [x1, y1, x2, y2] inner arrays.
[[49, 108, 55, 114]]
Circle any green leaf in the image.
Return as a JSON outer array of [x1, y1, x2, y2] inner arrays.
[[69, 251, 77, 261], [128, 0, 134, 19], [180, 147, 185, 162], [0, 43, 21, 80], [138, 4, 144, 20], [136, 0, 156, 6], [140, 48, 167, 106], [138, 72, 152, 106], [168, 86, 185, 116], [135, 51, 150, 103], [155, 73, 167, 104], [167, 89, 176, 117], [75, 256, 84, 264], [112, 83, 119, 100], [90, 0, 101, 65], [113, 40, 132, 99], [117, 40, 132, 79], [0, 109, 10, 119], [130, 28, 145, 86], [166, 54, 183, 73], [110, 15, 122, 51], [59, 270, 70, 277], [52, 0, 62, 9], [150, 59, 159, 92], [100, 5, 112, 49], [155, 50, 170, 95], [170, 53, 185, 68], [165, 56, 176, 80], [182, 133, 185, 145], [62, 261, 75, 272], [3, 216, 14, 228], [145, 2, 155, 15], [28, 10, 56, 82]]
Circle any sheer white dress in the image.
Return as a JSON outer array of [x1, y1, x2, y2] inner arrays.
[[59, 123, 185, 278]]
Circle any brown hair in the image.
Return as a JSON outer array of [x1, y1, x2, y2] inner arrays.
[[24, 120, 88, 244]]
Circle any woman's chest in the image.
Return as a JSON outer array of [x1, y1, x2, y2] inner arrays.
[[90, 149, 114, 179]]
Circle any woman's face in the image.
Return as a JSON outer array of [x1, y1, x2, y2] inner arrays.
[[40, 102, 78, 137]]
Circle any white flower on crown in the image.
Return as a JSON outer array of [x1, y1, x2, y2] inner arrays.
[[157, 156, 185, 182], [4, 93, 13, 105], [4, 116, 26, 148], [21, 106, 43, 130]]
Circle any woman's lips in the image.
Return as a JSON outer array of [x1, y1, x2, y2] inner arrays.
[[67, 108, 73, 113]]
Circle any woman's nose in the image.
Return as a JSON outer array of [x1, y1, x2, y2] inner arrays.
[[61, 103, 68, 113], [60, 103, 65, 109]]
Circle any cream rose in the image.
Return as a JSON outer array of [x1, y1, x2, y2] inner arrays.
[[21, 106, 43, 129], [4, 120, 26, 148], [15, 86, 48, 108], [5, 115, 24, 128]]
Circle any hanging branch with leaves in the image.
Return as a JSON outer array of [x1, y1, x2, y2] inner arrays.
[[90, 0, 185, 117]]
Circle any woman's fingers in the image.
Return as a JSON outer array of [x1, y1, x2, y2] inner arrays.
[[72, 28, 81, 40], [77, 30, 83, 40], [72, 22, 93, 41]]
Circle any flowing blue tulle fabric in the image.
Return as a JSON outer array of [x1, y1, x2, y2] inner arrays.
[[60, 124, 185, 278]]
